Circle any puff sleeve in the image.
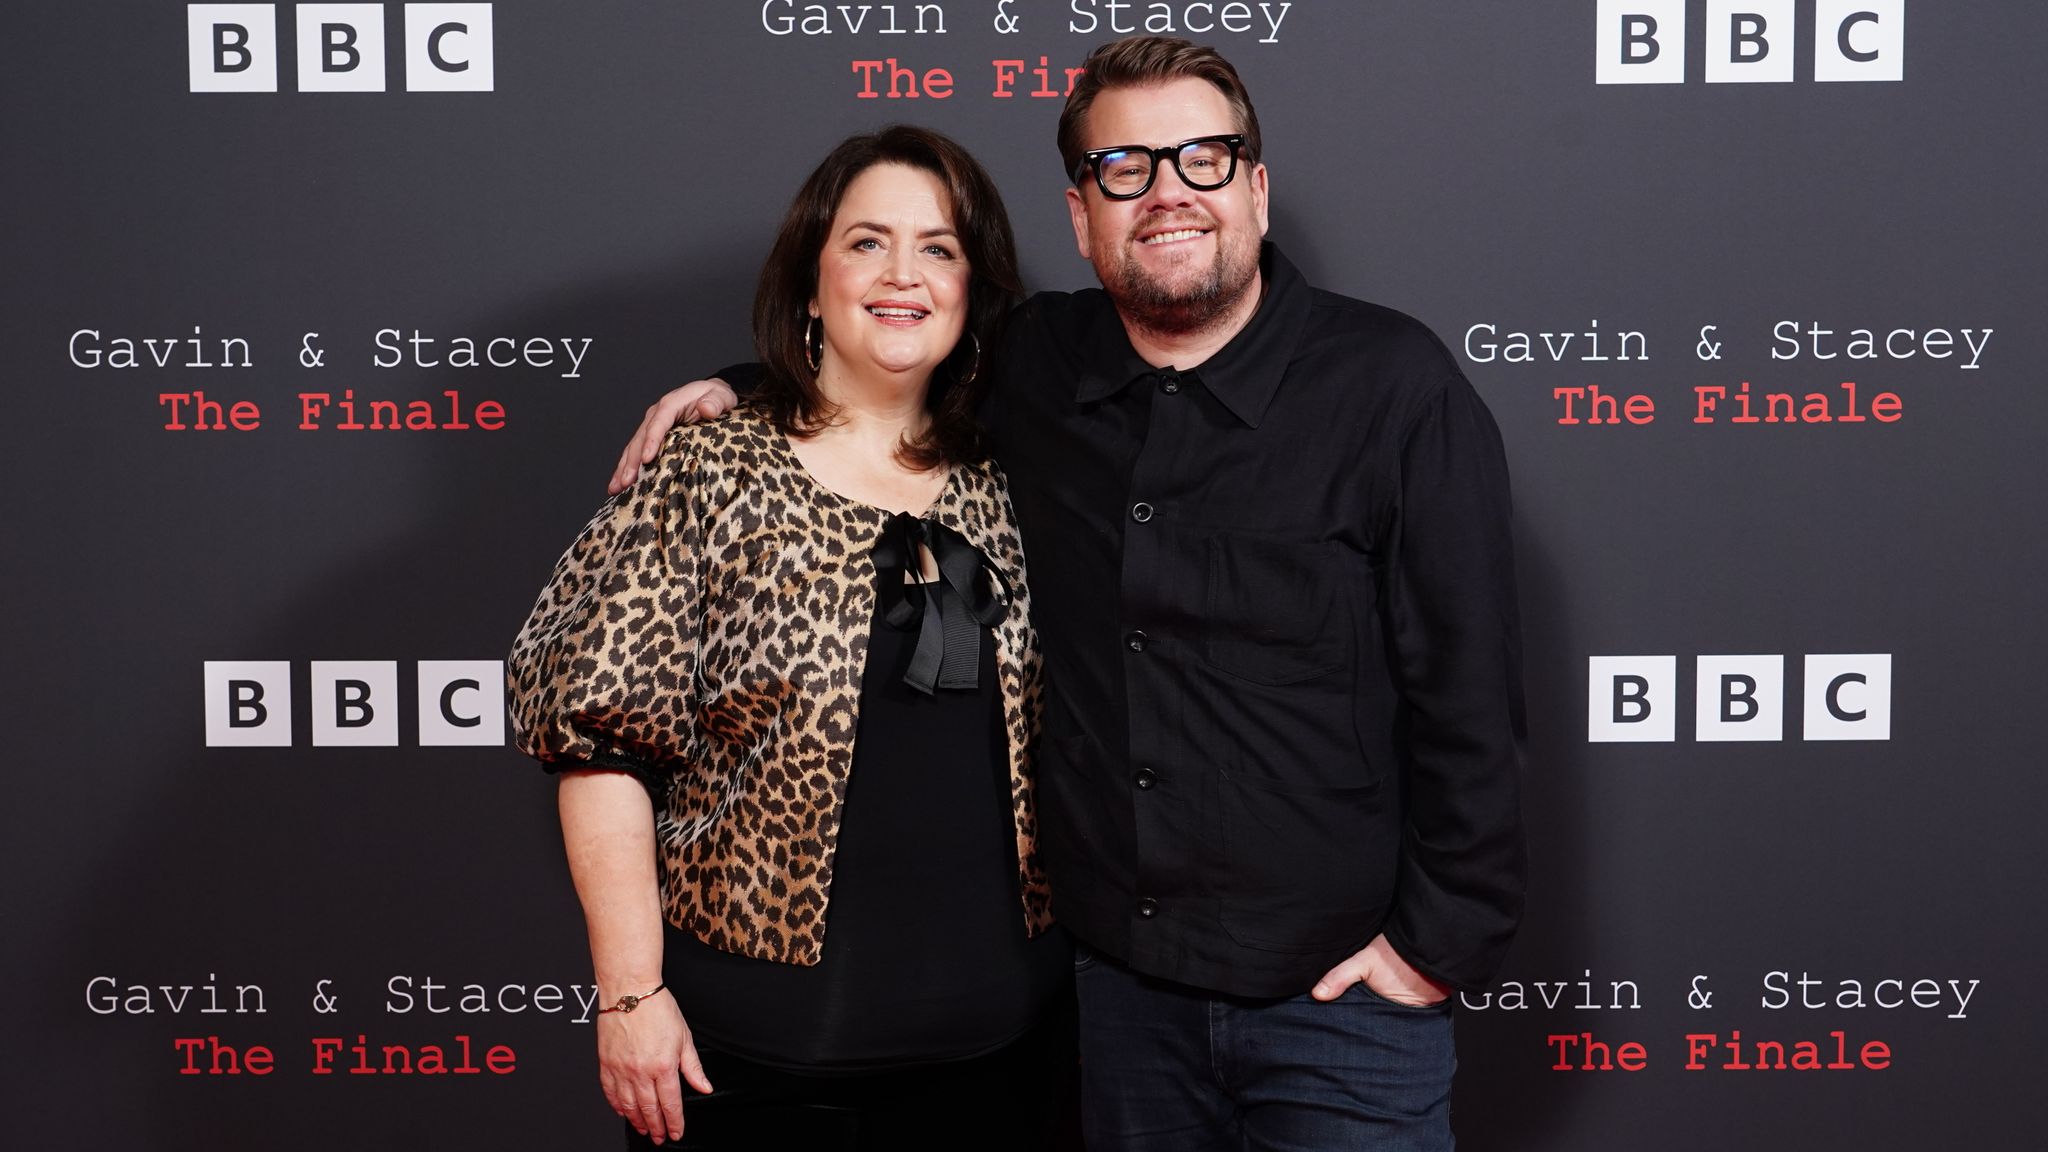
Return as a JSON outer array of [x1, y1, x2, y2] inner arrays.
[[507, 431, 707, 794]]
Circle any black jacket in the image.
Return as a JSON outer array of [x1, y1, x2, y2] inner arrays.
[[986, 245, 1525, 997]]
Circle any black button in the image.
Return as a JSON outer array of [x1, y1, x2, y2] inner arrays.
[[1137, 897, 1159, 918], [1124, 631, 1148, 653], [1134, 769, 1157, 790], [1159, 373, 1182, 395], [1130, 502, 1154, 523]]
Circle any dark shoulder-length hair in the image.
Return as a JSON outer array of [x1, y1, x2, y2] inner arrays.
[[751, 125, 1020, 470]]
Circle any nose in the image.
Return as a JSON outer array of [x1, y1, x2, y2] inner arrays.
[[1141, 156, 1197, 209], [882, 241, 921, 287]]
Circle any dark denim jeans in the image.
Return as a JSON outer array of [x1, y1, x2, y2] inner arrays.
[[1075, 945, 1456, 1152]]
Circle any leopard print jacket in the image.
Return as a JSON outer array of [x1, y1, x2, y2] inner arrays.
[[508, 408, 1053, 965]]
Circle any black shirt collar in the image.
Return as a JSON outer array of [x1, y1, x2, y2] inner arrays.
[[1072, 242, 1311, 429]]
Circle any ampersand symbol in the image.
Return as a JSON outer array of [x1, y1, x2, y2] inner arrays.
[[313, 979, 339, 1014], [300, 332, 326, 368], [1696, 325, 1723, 361], [992, 0, 1020, 34], [1688, 976, 1714, 1010]]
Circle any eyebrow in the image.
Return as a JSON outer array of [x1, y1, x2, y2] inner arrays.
[[841, 221, 959, 240], [1091, 134, 1236, 152]]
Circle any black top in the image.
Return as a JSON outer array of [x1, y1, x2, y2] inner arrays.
[[984, 243, 1524, 998], [714, 242, 1525, 999], [665, 580, 1069, 1070]]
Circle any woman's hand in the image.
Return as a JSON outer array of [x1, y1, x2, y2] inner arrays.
[[557, 771, 711, 1144], [609, 380, 738, 494], [595, 991, 714, 1146]]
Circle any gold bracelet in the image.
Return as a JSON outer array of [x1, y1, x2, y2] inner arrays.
[[596, 984, 667, 1014]]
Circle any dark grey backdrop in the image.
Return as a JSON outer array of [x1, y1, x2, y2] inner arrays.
[[5, 2, 2042, 1148]]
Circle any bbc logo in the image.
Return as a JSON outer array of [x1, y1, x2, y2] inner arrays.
[[187, 4, 494, 93], [1597, 0, 1905, 84], [1587, 654, 1892, 742], [204, 660, 505, 746]]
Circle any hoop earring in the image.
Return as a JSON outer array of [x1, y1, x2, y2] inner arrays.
[[804, 315, 822, 373], [956, 332, 981, 387]]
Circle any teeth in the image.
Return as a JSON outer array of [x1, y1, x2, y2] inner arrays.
[[1142, 229, 1207, 245], [867, 306, 927, 318]]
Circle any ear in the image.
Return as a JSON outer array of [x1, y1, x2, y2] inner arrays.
[[807, 300, 819, 319], [1249, 162, 1270, 237], [1065, 185, 1093, 261]]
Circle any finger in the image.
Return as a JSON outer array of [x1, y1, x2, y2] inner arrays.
[[685, 384, 736, 424], [637, 422, 665, 465], [679, 1036, 715, 1096], [619, 403, 675, 490], [616, 1085, 646, 1135], [634, 1084, 667, 1143], [654, 1064, 687, 1141], [640, 398, 686, 464], [611, 425, 649, 493], [1312, 963, 1366, 1001]]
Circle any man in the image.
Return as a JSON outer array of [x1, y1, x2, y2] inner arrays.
[[615, 36, 1524, 1150]]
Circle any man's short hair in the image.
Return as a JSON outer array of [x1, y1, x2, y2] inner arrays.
[[1056, 36, 1264, 187]]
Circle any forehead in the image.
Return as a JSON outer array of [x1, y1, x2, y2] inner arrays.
[[1084, 77, 1236, 149], [831, 162, 953, 227]]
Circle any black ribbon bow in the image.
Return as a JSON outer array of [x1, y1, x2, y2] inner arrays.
[[869, 512, 1011, 694]]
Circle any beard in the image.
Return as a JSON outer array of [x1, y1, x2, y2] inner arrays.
[[1097, 217, 1261, 338]]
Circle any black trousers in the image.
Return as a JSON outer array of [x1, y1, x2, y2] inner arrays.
[[624, 1003, 1080, 1152]]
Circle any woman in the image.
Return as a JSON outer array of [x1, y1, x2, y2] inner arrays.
[[508, 127, 1069, 1150]]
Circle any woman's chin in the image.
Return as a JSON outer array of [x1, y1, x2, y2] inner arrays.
[[856, 347, 944, 381]]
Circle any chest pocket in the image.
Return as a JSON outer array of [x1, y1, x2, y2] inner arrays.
[[1200, 536, 1350, 686]]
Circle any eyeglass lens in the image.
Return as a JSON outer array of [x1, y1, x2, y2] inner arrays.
[[1097, 139, 1237, 197]]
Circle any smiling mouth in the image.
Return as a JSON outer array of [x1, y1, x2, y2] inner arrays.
[[1139, 227, 1212, 246], [865, 304, 930, 322]]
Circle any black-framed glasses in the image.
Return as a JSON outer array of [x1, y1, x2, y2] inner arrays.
[[1074, 135, 1246, 200]]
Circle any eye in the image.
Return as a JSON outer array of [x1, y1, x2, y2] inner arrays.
[[852, 237, 882, 251], [923, 243, 956, 259]]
